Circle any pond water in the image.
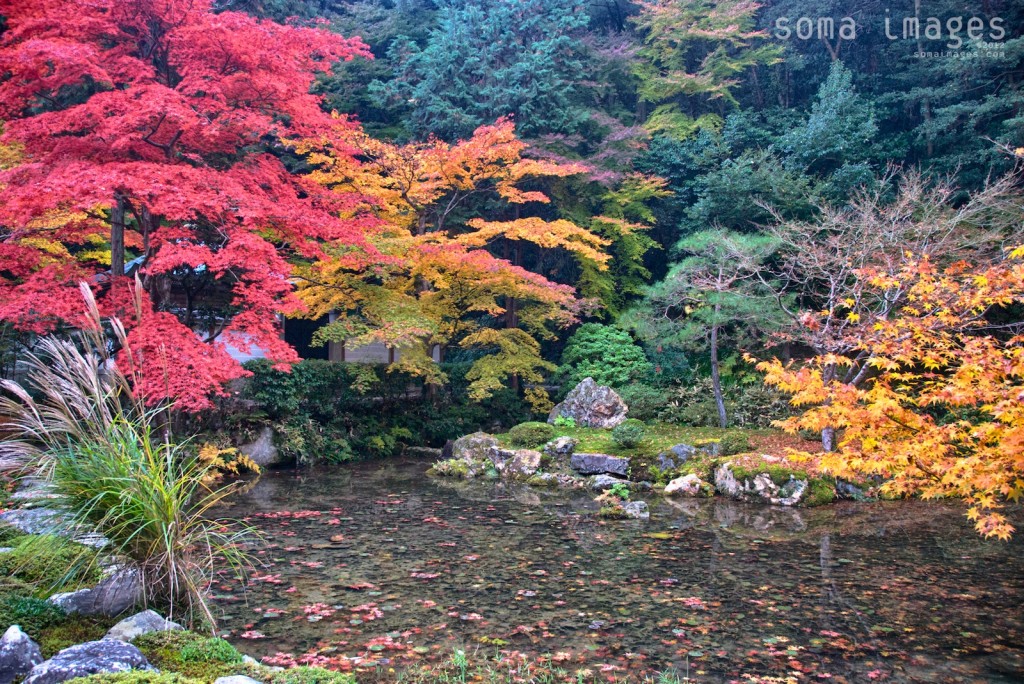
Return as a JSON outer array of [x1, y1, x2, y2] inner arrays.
[[213, 459, 1024, 683]]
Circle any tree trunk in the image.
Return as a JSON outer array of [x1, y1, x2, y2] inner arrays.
[[110, 193, 126, 280], [822, 426, 836, 452], [710, 318, 728, 429]]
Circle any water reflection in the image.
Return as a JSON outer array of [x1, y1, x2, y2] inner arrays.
[[214, 459, 1024, 683]]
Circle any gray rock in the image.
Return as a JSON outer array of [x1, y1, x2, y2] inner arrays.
[[0, 509, 107, 548], [548, 378, 629, 428], [238, 426, 286, 468], [836, 479, 868, 500], [403, 446, 443, 459], [105, 610, 182, 642], [0, 625, 44, 684], [0, 547, 13, 554], [543, 436, 578, 458], [487, 447, 541, 479], [664, 473, 704, 497], [49, 567, 142, 617], [23, 640, 151, 684], [570, 453, 630, 477], [214, 677, 263, 684], [620, 501, 650, 520], [0, 508, 67, 536], [589, 474, 629, 491], [9, 477, 58, 502], [714, 462, 808, 507], [451, 432, 500, 462]]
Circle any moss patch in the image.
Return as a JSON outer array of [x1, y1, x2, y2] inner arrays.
[[66, 673, 204, 684], [132, 630, 261, 682], [37, 615, 115, 658], [0, 534, 101, 592], [271, 666, 355, 684]]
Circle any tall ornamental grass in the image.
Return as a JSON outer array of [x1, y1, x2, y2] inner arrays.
[[0, 282, 256, 627]]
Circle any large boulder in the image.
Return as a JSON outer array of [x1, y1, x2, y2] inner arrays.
[[548, 378, 628, 428], [714, 463, 808, 506], [238, 426, 287, 468], [49, 567, 142, 617], [664, 473, 704, 497], [23, 640, 151, 684], [0, 626, 44, 684], [451, 432, 500, 462], [570, 453, 630, 477], [105, 610, 182, 642]]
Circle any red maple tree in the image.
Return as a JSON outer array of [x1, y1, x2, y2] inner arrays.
[[0, 0, 373, 410]]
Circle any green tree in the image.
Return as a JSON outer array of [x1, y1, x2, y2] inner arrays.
[[372, 0, 590, 140], [629, 229, 779, 427], [631, 0, 783, 139], [558, 323, 652, 389]]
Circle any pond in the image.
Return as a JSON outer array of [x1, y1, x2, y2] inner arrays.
[[213, 459, 1024, 683]]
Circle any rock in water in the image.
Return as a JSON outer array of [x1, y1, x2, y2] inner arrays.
[[105, 610, 183, 642], [451, 432, 499, 462], [589, 474, 629, 491], [238, 425, 286, 468], [714, 462, 808, 506], [570, 453, 630, 477], [621, 501, 650, 519], [23, 640, 151, 684], [0, 626, 43, 684], [548, 378, 628, 428], [214, 677, 264, 684], [664, 473, 704, 497]]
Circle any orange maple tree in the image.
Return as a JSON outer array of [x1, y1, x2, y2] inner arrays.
[[758, 246, 1024, 539], [289, 118, 605, 406]]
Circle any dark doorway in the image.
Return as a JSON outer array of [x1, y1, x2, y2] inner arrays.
[[283, 316, 329, 360]]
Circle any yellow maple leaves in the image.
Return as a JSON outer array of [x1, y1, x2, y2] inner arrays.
[[759, 246, 1024, 540]]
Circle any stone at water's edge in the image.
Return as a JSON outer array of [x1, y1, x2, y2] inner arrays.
[[23, 640, 151, 684], [548, 378, 628, 428], [487, 447, 542, 479], [238, 425, 288, 468], [543, 436, 578, 458], [570, 453, 630, 477], [215, 677, 263, 684], [105, 610, 182, 642], [589, 474, 628, 491], [451, 432, 499, 462], [0, 626, 44, 684], [49, 567, 142, 617], [664, 473, 704, 497], [714, 462, 808, 506]]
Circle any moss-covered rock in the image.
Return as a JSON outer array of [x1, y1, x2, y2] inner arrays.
[[37, 616, 114, 658]]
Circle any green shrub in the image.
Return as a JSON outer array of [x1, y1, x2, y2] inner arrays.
[[611, 419, 646, 448], [507, 421, 554, 447], [0, 595, 66, 634], [614, 384, 668, 422], [271, 666, 355, 684], [558, 324, 653, 389], [179, 637, 242, 663], [607, 482, 630, 500], [0, 534, 99, 589]]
